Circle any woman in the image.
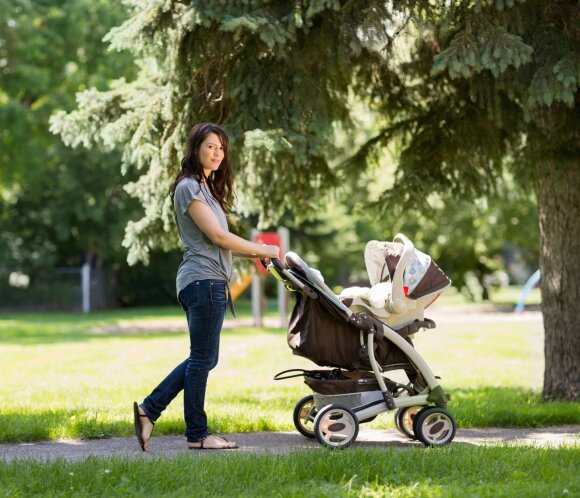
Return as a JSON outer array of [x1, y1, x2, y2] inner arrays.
[[133, 123, 279, 451]]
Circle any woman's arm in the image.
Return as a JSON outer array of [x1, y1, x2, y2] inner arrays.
[[188, 200, 279, 259], [231, 251, 263, 258]]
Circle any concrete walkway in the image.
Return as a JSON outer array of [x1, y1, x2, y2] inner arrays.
[[2, 427, 579, 462]]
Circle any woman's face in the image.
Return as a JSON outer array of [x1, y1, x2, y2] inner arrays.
[[198, 132, 225, 176]]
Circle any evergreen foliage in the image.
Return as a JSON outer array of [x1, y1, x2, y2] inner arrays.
[[50, 1, 578, 265], [50, 0, 401, 263], [352, 0, 579, 215]]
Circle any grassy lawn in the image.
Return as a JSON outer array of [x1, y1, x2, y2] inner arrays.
[[1, 296, 578, 444], [1, 296, 579, 497], [434, 285, 541, 309], [1, 446, 579, 497]]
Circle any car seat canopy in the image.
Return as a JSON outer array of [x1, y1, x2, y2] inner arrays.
[[364, 240, 450, 300]]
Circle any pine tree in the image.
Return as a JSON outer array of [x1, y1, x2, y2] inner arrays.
[[50, 0, 579, 400]]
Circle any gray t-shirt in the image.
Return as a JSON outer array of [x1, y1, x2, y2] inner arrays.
[[174, 177, 232, 297]]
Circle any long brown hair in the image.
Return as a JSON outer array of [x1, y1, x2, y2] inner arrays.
[[170, 123, 234, 212]]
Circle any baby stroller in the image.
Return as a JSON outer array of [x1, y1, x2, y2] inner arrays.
[[266, 233, 457, 448]]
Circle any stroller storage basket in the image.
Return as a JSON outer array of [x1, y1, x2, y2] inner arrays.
[[306, 369, 380, 394], [313, 391, 384, 411], [274, 368, 384, 395]]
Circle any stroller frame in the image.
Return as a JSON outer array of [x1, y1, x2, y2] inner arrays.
[[266, 234, 456, 448]]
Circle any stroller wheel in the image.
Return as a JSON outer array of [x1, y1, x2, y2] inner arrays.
[[394, 406, 421, 440], [413, 407, 457, 447], [314, 404, 359, 449], [293, 395, 318, 438]]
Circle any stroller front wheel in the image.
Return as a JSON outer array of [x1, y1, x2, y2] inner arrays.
[[413, 406, 457, 446], [292, 395, 318, 438], [314, 404, 359, 449]]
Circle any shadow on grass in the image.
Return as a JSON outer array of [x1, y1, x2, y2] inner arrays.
[[0, 409, 190, 443], [448, 386, 580, 427], [0, 408, 283, 444], [0, 409, 130, 443]]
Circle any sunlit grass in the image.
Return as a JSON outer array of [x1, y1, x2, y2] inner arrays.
[[435, 285, 541, 308], [412, 313, 544, 388], [0, 299, 578, 443]]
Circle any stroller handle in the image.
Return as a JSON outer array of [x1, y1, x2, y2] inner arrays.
[[259, 257, 285, 273], [388, 233, 414, 313], [262, 257, 319, 299]]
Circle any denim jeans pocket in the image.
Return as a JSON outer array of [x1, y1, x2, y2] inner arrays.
[[210, 280, 227, 307], [178, 281, 201, 310]]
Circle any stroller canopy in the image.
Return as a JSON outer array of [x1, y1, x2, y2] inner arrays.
[[364, 240, 450, 300]]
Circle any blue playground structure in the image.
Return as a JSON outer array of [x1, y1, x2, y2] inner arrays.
[[514, 269, 541, 313]]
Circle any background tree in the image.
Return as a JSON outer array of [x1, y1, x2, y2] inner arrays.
[[352, 0, 579, 401], [50, 1, 578, 400], [0, 0, 194, 308], [0, 0, 173, 307]]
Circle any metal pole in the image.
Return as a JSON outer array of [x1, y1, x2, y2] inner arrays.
[[81, 263, 90, 313], [251, 273, 262, 327], [251, 229, 262, 327], [277, 227, 290, 327]]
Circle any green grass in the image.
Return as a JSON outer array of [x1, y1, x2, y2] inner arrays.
[[0, 299, 578, 444], [1, 301, 578, 497], [1, 446, 579, 497]]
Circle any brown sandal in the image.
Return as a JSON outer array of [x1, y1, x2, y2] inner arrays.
[[133, 402, 155, 452], [188, 434, 238, 450]]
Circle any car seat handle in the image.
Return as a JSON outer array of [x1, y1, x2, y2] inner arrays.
[[387, 233, 414, 313]]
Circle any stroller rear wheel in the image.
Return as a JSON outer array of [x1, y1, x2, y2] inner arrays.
[[412, 406, 456, 446], [394, 406, 421, 440], [292, 395, 318, 438], [314, 404, 359, 449]]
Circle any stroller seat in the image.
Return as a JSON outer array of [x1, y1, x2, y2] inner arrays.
[[339, 236, 451, 330]]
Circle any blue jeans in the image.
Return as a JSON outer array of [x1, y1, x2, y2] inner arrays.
[[140, 279, 227, 442]]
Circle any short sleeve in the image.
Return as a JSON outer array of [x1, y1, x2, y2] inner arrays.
[[174, 178, 204, 215]]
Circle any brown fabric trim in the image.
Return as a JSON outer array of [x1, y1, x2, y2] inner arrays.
[[304, 370, 379, 394], [304, 369, 400, 395], [340, 296, 354, 307], [380, 248, 450, 299], [384, 250, 402, 283], [408, 260, 450, 299], [288, 292, 409, 370]]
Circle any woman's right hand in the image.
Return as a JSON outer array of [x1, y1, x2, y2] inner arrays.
[[263, 244, 280, 259]]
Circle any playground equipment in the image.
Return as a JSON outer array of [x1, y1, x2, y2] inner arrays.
[[514, 269, 541, 313], [230, 274, 253, 301]]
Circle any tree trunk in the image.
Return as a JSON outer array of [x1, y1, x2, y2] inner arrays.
[[536, 160, 580, 400]]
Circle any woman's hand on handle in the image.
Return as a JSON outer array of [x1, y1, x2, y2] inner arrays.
[[262, 244, 280, 260]]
